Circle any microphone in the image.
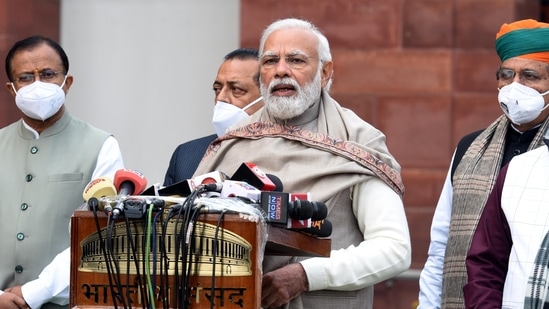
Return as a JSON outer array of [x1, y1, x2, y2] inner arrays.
[[146, 171, 229, 197], [112, 169, 148, 219], [123, 197, 165, 219], [188, 171, 228, 191], [287, 200, 328, 221], [231, 162, 276, 191], [219, 180, 261, 201], [260, 191, 328, 224], [286, 192, 311, 229], [266, 174, 283, 192], [82, 177, 117, 214], [297, 219, 332, 238], [260, 191, 289, 224]]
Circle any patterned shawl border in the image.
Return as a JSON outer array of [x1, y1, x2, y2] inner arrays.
[[210, 121, 404, 197]]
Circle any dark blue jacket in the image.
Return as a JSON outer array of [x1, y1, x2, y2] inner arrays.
[[163, 134, 217, 186]]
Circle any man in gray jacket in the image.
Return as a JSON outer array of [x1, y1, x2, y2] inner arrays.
[[0, 35, 124, 309]]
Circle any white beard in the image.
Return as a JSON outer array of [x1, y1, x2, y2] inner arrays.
[[261, 69, 322, 120]]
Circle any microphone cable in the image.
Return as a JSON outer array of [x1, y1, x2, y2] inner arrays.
[[172, 188, 200, 309], [122, 213, 147, 309], [159, 209, 173, 309], [206, 209, 227, 309], [144, 202, 156, 309], [105, 211, 129, 309], [89, 198, 121, 309], [150, 209, 164, 292], [183, 203, 206, 304]]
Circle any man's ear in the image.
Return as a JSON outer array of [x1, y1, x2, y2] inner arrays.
[[5, 82, 16, 97], [321, 61, 333, 88], [62, 75, 74, 94]]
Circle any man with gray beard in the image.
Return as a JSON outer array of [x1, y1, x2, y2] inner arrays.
[[194, 17, 411, 309]]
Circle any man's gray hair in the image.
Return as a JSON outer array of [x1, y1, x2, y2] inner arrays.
[[259, 18, 333, 91]]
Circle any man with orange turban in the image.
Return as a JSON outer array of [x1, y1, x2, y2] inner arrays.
[[418, 19, 549, 308]]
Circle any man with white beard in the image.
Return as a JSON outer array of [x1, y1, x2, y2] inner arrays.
[[194, 17, 411, 309]]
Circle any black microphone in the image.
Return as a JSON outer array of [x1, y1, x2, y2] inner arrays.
[[123, 197, 165, 219], [287, 200, 328, 221], [297, 219, 332, 238], [266, 174, 283, 192]]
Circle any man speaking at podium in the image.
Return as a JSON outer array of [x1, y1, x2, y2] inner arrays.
[[0, 36, 124, 309], [194, 18, 411, 309]]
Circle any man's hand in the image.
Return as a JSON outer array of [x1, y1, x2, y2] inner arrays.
[[0, 291, 28, 309], [3, 287, 22, 299], [261, 263, 309, 308]]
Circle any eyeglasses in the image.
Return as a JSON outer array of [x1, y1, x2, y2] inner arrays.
[[15, 69, 64, 85], [260, 54, 318, 70], [496, 68, 545, 85]]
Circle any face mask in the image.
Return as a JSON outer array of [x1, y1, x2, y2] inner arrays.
[[12, 78, 67, 121], [498, 82, 549, 125], [212, 97, 262, 136]]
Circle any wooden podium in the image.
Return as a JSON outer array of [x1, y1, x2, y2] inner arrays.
[[70, 206, 330, 309]]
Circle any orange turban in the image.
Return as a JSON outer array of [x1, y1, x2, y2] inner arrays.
[[495, 19, 549, 63]]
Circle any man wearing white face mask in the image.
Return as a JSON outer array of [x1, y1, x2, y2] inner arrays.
[[212, 95, 263, 137], [163, 48, 263, 185], [418, 19, 549, 308], [0, 36, 124, 309]]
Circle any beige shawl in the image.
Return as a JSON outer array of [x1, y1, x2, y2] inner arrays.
[[194, 91, 403, 200]]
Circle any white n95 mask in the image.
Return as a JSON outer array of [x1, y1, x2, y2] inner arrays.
[[12, 79, 66, 121], [498, 82, 549, 125], [212, 96, 262, 136]]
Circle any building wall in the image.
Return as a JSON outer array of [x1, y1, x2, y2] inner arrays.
[[0, 0, 60, 126], [58, 0, 240, 183]]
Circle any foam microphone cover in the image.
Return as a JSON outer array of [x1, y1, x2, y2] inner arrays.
[[266, 174, 283, 192], [287, 200, 328, 220], [309, 201, 328, 221], [287, 199, 313, 220], [82, 177, 117, 202], [113, 169, 148, 195]]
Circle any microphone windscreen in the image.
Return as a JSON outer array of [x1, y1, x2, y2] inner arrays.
[[287, 200, 328, 220], [113, 169, 147, 195], [82, 177, 117, 202], [311, 201, 328, 221], [266, 174, 283, 192], [288, 199, 313, 220]]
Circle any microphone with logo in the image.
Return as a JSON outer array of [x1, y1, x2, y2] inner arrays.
[[197, 163, 279, 203], [112, 169, 148, 220], [299, 219, 332, 238], [231, 162, 277, 191], [260, 191, 331, 236], [256, 173, 332, 238], [82, 177, 117, 215], [142, 170, 228, 197]]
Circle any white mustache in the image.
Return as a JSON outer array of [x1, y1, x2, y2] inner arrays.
[[267, 77, 301, 93]]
